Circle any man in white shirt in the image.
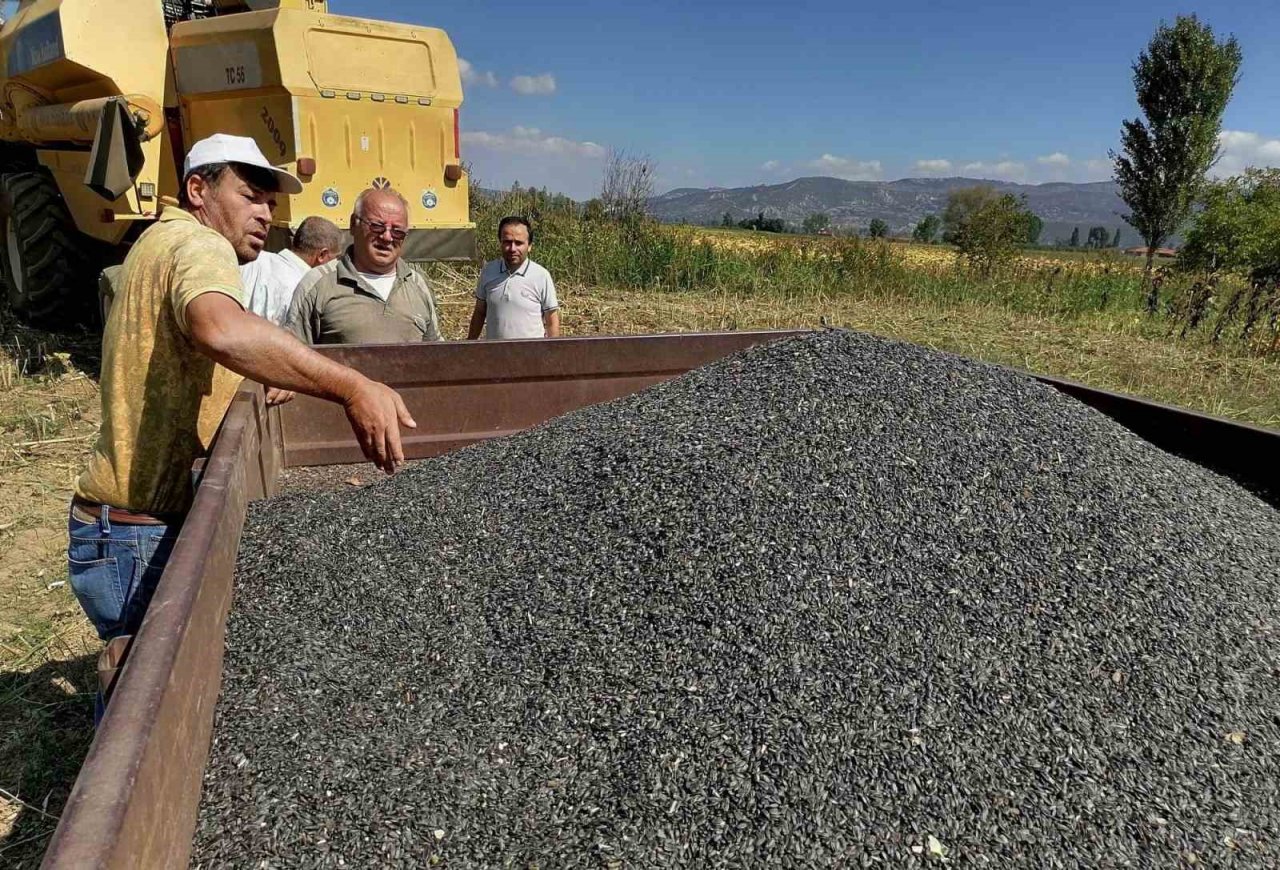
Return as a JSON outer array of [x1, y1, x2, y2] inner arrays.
[[467, 216, 560, 340], [240, 216, 342, 324]]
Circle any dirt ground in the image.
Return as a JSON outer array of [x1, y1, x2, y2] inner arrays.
[[0, 317, 102, 868], [1, 271, 1279, 865]]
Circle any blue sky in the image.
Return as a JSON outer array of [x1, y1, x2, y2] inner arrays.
[[338, 0, 1280, 200]]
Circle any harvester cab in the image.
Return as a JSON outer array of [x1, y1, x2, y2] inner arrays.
[[0, 0, 473, 326]]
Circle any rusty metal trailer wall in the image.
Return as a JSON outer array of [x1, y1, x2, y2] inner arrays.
[[41, 332, 1280, 868], [1031, 373, 1279, 502], [43, 390, 283, 869], [278, 331, 814, 466]]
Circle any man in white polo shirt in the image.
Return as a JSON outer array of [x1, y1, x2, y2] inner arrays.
[[467, 216, 560, 340]]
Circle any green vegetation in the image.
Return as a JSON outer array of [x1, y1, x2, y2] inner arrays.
[[912, 214, 940, 243], [1113, 14, 1242, 306], [802, 213, 831, 235], [1176, 168, 1280, 345], [470, 185, 1277, 360], [736, 211, 787, 233], [1086, 226, 1111, 249], [941, 186, 1042, 275], [1179, 168, 1280, 283]]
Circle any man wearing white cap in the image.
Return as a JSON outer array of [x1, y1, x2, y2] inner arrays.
[[68, 134, 417, 659]]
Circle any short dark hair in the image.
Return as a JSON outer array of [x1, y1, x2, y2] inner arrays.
[[498, 215, 533, 243], [179, 161, 280, 209], [293, 216, 343, 254]]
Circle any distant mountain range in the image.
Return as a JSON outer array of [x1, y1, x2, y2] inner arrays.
[[648, 176, 1143, 246]]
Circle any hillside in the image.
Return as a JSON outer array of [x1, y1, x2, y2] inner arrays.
[[649, 176, 1139, 245]]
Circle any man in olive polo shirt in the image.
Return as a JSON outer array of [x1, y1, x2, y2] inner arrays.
[[286, 187, 442, 344], [70, 135, 417, 654]]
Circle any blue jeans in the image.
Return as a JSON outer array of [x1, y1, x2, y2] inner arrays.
[[67, 503, 180, 642]]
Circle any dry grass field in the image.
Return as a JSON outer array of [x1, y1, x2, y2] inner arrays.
[[681, 226, 1145, 275], [1, 250, 1278, 864]]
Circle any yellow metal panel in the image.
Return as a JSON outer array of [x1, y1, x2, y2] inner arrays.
[[171, 9, 463, 105], [1, 1, 470, 243], [1, 0, 170, 222], [173, 40, 272, 95], [0, 0, 169, 100], [37, 148, 143, 245], [174, 7, 470, 233], [292, 96, 468, 227], [182, 92, 299, 221], [304, 30, 435, 97]]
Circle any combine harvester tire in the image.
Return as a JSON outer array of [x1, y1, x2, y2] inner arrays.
[[0, 170, 97, 328]]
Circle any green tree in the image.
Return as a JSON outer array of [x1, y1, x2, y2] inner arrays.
[[1112, 227, 1123, 247], [1112, 15, 1242, 311], [1179, 168, 1280, 281], [868, 218, 889, 238], [1086, 226, 1110, 248], [1178, 169, 1280, 340], [942, 186, 998, 244], [1024, 213, 1044, 245], [912, 214, 941, 243], [802, 212, 831, 234], [738, 211, 786, 234], [1069, 227, 1081, 247], [945, 189, 1040, 275], [721, 211, 734, 228]]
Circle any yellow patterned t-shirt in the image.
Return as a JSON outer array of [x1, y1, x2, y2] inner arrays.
[[75, 206, 245, 514]]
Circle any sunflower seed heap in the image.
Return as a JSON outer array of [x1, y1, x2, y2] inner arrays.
[[192, 330, 1280, 868]]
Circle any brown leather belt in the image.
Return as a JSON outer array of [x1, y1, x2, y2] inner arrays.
[[71, 496, 180, 527]]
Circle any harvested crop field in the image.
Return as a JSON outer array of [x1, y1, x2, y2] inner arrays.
[[194, 329, 1280, 867]]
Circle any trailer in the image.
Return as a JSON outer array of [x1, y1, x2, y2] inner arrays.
[[39, 330, 1280, 868]]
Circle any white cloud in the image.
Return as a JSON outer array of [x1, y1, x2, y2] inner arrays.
[[461, 126, 605, 159], [510, 73, 557, 96], [915, 153, 1114, 183], [459, 58, 498, 88], [959, 160, 1029, 182], [462, 126, 608, 199], [1082, 158, 1112, 177], [806, 153, 883, 181], [913, 159, 952, 174], [760, 159, 782, 172], [1215, 130, 1280, 177]]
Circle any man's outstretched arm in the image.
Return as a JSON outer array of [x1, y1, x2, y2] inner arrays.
[[186, 292, 417, 473]]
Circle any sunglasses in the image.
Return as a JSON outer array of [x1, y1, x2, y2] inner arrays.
[[354, 216, 408, 242]]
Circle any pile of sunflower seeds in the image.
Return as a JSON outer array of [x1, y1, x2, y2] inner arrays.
[[192, 330, 1280, 867]]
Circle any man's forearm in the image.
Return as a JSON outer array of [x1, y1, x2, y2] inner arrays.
[[189, 296, 363, 403], [544, 309, 561, 338], [187, 293, 416, 475], [467, 301, 486, 340]]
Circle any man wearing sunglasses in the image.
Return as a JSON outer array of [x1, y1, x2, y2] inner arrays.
[[286, 186, 442, 345]]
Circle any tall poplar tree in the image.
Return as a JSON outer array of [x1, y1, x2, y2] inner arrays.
[[1112, 15, 1241, 312]]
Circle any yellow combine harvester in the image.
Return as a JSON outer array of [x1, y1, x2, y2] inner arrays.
[[0, 0, 473, 326]]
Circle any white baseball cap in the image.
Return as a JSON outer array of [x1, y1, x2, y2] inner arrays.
[[183, 133, 304, 195]]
